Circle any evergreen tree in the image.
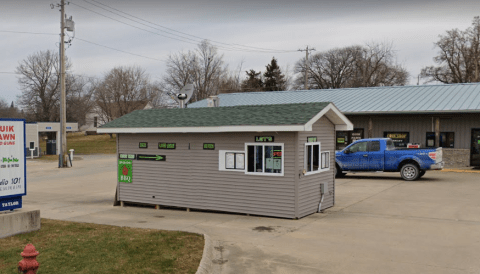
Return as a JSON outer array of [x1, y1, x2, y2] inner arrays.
[[241, 69, 264, 92], [263, 57, 286, 91]]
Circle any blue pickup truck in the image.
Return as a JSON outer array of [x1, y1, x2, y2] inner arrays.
[[335, 138, 444, 180]]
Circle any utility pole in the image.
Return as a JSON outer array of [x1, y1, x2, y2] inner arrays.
[[59, 0, 67, 167], [54, 0, 74, 167], [298, 46, 315, 90]]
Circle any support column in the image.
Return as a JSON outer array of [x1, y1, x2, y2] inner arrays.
[[435, 117, 440, 147], [368, 117, 373, 138]]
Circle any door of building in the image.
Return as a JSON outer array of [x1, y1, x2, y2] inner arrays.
[[471, 129, 480, 166]]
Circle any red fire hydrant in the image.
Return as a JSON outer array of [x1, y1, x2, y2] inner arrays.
[[18, 244, 39, 274]]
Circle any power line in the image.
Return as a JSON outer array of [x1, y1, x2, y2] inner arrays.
[[70, 1, 295, 53], [86, 0, 296, 53], [0, 30, 57, 35], [76, 37, 165, 62]]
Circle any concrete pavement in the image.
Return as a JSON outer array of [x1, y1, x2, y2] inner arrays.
[[19, 155, 480, 273]]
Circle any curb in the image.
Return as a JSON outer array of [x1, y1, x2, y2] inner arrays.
[[196, 234, 214, 274], [441, 169, 480, 174]]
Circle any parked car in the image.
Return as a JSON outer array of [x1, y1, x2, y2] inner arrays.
[[335, 138, 444, 181]]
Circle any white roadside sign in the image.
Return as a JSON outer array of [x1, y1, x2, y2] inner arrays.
[[0, 120, 26, 198]]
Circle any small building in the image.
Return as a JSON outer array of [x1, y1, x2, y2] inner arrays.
[[98, 102, 353, 219], [81, 101, 154, 134], [189, 83, 480, 167], [26, 122, 78, 157]]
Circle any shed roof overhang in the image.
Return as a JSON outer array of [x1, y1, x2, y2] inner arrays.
[[96, 103, 353, 134]]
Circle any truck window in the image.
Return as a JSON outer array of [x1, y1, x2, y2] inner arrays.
[[386, 140, 395, 150], [369, 141, 380, 151], [348, 142, 367, 153]]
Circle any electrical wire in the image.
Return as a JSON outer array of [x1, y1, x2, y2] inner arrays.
[[85, 0, 296, 53], [70, 1, 295, 53], [0, 30, 57, 36], [75, 37, 165, 62]]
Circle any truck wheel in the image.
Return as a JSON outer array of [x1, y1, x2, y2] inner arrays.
[[419, 170, 426, 178], [400, 164, 420, 181], [335, 165, 345, 178]]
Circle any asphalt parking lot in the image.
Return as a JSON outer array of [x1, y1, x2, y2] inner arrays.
[[21, 155, 480, 273]]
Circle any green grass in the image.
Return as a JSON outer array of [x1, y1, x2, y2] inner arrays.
[[39, 132, 117, 156], [0, 219, 204, 274]]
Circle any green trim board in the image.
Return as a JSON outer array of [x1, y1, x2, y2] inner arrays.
[[137, 154, 166, 161], [203, 143, 215, 150], [158, 143, 176, 149]]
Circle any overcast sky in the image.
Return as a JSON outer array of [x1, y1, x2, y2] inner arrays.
[[1, 0, 479, 104]]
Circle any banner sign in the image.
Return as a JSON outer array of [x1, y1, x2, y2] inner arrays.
[[0, 119, 26, 210], [118, 159, 133, 183]]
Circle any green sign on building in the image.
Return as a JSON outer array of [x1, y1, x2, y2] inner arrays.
[[118, 159, 133, 183]]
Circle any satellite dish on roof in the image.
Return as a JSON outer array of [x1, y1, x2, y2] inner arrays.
[[177, 84, 194, 108]]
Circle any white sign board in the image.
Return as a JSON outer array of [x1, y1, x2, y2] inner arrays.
[[0, 120, 26, 198]]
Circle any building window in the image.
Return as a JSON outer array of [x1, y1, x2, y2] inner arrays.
[[426, 132, 455, 148], [305, 142, 330, 175], [94, 116, 98, 128], [245, 143, 284, 176], [384, 132, 410, 147], [219, 150, 245, 172]]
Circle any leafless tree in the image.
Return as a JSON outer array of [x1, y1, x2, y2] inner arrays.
[[95, 66, 155, 123], [294, 43, 408, 90], [0, 99, 22, 118], [162, 40, 228, 102], [15, 50, 93, 123], [421, 16, 480, 83]]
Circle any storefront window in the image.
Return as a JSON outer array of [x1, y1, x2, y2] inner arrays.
[[426, 132, 454, 148], [246, 144, 284, 175], [384, 132, 410, 147], [336, 128, 364, 150]]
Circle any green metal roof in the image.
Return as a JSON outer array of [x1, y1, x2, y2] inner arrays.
[[100, 102, 331, 129]]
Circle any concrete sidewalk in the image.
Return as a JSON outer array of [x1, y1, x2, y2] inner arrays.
[[19, 156, 480, 273]]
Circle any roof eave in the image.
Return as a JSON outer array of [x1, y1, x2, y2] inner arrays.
[[344, 110, 480, 115], [97, 124, 308, 134]]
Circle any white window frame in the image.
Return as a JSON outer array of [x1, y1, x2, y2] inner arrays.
[[304, 142, 330, 175], [245, 143, 285, 176], [218, 150, 245, 172]]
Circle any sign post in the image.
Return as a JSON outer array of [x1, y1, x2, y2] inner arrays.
[[0, 119, 27, 212]]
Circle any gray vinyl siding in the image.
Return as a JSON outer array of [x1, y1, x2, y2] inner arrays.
[[117, 132, 297, 218], [348, 113, 480, 149], [297, 117, 336, 217]]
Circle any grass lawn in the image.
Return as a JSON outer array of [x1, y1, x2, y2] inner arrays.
[[39, 132, 117, 157], [0, 219, 204, 274]]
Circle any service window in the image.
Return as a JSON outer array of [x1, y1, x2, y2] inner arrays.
[[245, 143, 284, 175], [219, 150, 245, 171], [305, 142, 330, 174]]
